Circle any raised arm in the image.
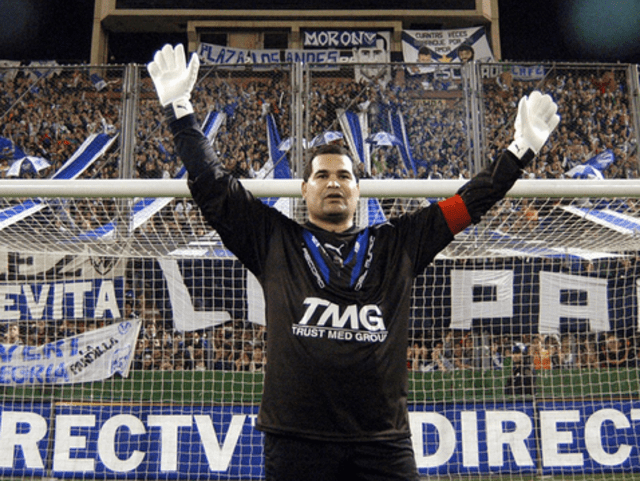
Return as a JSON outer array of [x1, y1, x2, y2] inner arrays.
[[439, 91, 560, 235]]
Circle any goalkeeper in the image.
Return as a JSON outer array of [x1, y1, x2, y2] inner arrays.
[[148, 44, 559, 481]]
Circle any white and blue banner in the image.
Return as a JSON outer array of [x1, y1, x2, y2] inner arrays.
[[197, 42, 341, 66], [144, 255, 640, 335], [402, 27, 494, 70], [0, 275, 125, 322], [4, 401, 640, 478], [198, 43, 281, 66], [0, 319, 140, 387], [303, 30, 380, 49], [0, 252, 126, 323], [337, 109, 388, 226], [265, 113, 292, 180]]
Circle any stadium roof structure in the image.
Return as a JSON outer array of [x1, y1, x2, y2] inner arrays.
[[90, 0, 502, 63]]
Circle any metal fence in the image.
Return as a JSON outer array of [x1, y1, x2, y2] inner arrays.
[[1, 61, 639, 181]]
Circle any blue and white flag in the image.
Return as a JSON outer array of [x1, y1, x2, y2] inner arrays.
[[567, 164, 604, 180], [337, 109, 387, 226], [27, 60, 61, 81], [566, 149, 615, 179], [90, 73, 107, 91], [6, 156, 50, 177], [309, 131, 344, 148], [0, 136, 26, 161], [585, 149, 615, 171], [262, 114, 293, 215], [389, 110, 417, 176], [366, 131, 402, 147], [265, 113, 292, 179], [338, 109, 369, 173]]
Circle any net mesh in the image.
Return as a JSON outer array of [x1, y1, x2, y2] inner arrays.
[[2, 189, 640, 479]]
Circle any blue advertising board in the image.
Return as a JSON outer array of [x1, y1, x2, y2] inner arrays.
[[3, 401, 640, 478]]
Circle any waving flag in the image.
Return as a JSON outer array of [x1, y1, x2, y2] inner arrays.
[[567, 164, 604, 179], [389, 110, 417, 176], [366, 131, 402, 147], [90, 73, 107, 91], [338, 109, 370, 173], [6, 156, 51, 177], [309, 131, 344, 147], [0, 136, 26, 161], [337, 109, 386, 226], [0, 133, 118, 231], [265, 113, 292, 179], [566, 149, 615, 179], [585, 149, 615, 170]]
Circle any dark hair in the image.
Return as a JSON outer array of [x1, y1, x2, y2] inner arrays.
[[303, 144, 358, 182], [418, 46, 432, 57], [457, 44, 475, 59]]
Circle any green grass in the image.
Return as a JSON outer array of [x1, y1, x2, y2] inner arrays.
[[1, 366, 638, 405]]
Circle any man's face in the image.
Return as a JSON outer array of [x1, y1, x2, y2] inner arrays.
[[459, 49, 473, 63], [301, 154, 360, 231]]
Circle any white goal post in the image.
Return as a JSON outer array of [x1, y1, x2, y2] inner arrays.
[[3, 178, 640, 198]]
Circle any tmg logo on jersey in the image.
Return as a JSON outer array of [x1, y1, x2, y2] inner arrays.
[[292, 297, 388, 343]]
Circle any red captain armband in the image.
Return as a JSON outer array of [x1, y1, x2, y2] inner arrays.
[[438, 195, 472, 235]]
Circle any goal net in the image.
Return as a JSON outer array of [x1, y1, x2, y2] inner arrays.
[[1, 180, 640, 480]]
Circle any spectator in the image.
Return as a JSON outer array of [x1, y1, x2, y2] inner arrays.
[[3, 322, 24, 345], [504, 344, 535, 396], [601, 332, 628, 368]]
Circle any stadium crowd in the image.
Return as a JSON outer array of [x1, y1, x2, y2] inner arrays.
[[1, 62, 639, 379], [2, 315, 638, 375], [1, 63, 636, 183]]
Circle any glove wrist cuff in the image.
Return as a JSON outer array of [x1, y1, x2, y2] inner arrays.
[[164, 98, 194, 120], [507, 141, 536, 169], [508, 139, 536, 159]]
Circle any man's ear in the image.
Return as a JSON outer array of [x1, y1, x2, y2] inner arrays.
[[301, 180, 307, 200]]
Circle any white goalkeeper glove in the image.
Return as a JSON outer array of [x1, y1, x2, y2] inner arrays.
[[147, 44, 200, 119], [507, 90, 560, 160]]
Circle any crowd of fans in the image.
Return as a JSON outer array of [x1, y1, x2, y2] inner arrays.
[[1, 63, 637, 183], [2, 62, 636, 236], [1, 62, 639, 380], [2, 314, 638, 376], [406, 330, 635, 373]]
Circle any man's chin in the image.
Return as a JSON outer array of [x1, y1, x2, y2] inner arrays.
[[322, 209, 350, 222]]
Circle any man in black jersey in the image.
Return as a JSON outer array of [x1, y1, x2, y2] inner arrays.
[[147, 44, 559, 481]]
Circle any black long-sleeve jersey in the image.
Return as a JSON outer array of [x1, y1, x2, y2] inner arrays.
[[168, 113, 533, 442]]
